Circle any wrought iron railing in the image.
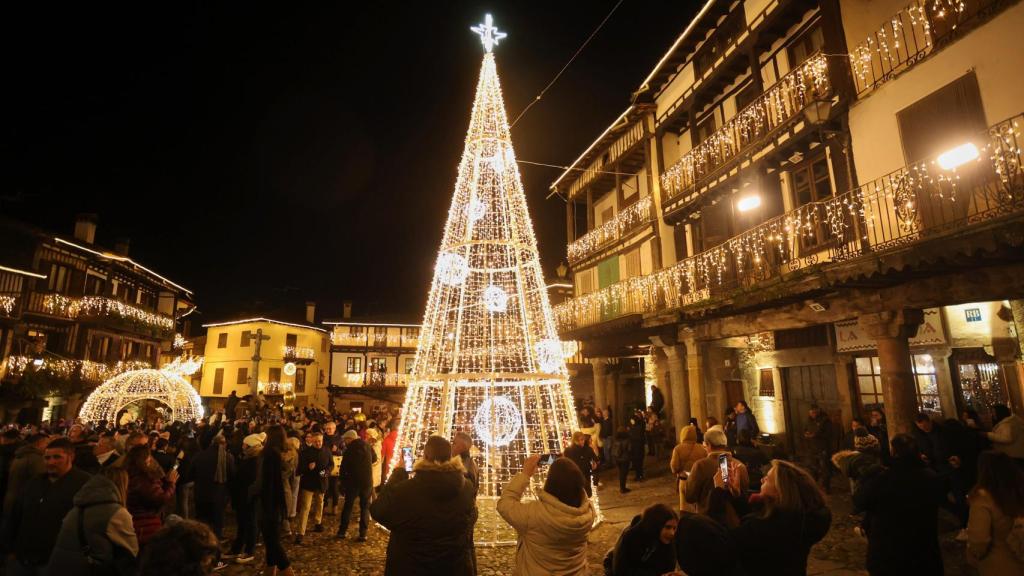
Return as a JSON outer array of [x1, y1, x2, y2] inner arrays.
[[330, 328, 419, 348], [556, 114, 1024, 332], [851, 0, 1003, 96], [661, 53, 832, 204], [3, 356, 150, 384], [282, 345, 315, 360], [567, 196, 655, 265]]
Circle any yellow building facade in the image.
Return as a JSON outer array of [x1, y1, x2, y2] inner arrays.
[[200, 318, 329, 409]]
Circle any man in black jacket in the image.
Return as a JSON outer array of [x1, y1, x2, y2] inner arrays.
[[854, 433, 945, 575], [370, 436, 476, 576], [336, 430, 375, 541], [2, 438, 90, 575], [294, 431, 332, 544], [192, 434, 235, 539]]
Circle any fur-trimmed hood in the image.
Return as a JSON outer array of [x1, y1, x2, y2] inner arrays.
[[412, 456, 466, 474]]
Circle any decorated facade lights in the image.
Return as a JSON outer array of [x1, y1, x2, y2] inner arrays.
[[0, 295, 16, 315], [282, 345, 315, 359], [392, 15, 592, 546], [661, 54, 832, 201], [557, 117, 1021, 330], [43, 294, 174, 332], [5, 355, 150, 383], [78, 369, 204, 423], [567, 196, 654, 264]]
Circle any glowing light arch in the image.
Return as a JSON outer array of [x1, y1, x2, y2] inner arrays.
[[79, 369, 204, 424]]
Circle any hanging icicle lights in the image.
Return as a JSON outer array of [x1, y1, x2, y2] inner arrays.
[[392, 15, 591, 546]]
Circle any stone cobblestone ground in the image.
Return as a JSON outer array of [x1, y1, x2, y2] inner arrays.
[[219, 457, 973, 575]]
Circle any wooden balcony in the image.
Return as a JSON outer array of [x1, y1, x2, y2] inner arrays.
[[557, 114, 1024, 333], [339, 372, 412, 388], [660, 53, 834, 212], [330, 328, 419, 349], [27, 293, 174, 336], [567, 196, 656, 266]]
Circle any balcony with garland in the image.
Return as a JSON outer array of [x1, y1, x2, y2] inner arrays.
[[555, 113, 1024, 336], [567, 196, 657, 267], [850, 0, 1009, 97], [282, 345, 316, 365], [660, 53, 836, 220], [29, 293, 175, 338]]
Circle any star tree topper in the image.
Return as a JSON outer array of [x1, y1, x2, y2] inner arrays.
[[471, 14, 507, 53]]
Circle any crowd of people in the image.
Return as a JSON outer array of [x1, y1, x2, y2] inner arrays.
[[1, 389, 1023, 576], [585, 398, 1024, 576], [0, 398, 400, 576]]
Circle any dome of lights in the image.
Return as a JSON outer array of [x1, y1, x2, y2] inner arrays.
[[79, 369, 204, 424]]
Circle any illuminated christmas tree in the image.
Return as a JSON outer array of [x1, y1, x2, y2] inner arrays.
[[391, 15, 591, 545]]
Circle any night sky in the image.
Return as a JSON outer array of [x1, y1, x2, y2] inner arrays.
[[4, 1, 698, 324]]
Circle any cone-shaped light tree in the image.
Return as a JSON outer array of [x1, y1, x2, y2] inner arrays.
[[391, 15, 592, 545]]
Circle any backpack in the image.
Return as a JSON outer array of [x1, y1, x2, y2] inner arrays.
[[1007, 516, 1024, 561], [613, 439, 630, 463]]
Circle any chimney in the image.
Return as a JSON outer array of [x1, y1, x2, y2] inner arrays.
[[342, 300, 353, 319], [113, 237, 130, 256], [73, 214, 98, 244], [305, 301, 316, 324]]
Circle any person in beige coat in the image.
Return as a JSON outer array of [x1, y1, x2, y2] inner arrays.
[[967, 451, 1024, 575], [670, 425, 708, 511], [497, 455, 596, 576]]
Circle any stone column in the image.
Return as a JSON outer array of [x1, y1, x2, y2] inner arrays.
[[663, 345, 691, 434], [651, 348, 675, 428], [682, 337, 708, 426], [992, 340, 1024, 415], [590, 359, 607, 415], [859, 309, 924, 436], [930, 348, 958, 419]]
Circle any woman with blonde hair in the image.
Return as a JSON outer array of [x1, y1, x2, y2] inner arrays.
[[670, 425, 707, 511], [48, 467, 140, 574], [730, 460, 831, 575]]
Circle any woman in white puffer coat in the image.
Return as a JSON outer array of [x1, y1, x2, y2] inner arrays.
[[497, 454, 596, 575]]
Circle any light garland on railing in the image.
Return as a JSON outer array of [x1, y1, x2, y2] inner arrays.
[[282, 345, 315, 359], [5, 355, 151, 383], [259, 381, 293, 395], [661, 54, 832, 202], [79, 369, 203, 423], [558, 116, 1022, 331], [43, 294, 174, 332], [567, 196, 654, 265], [0, 295, 16, 315], [394, 23, 590, 546]]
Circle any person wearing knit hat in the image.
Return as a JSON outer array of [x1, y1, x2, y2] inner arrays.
[[336, 428, 375, 541]]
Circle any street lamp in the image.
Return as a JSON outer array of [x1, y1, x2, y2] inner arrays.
[[937, 142, 979, 170], [803, 99, 833, 126], [737, 194, 762, 212]]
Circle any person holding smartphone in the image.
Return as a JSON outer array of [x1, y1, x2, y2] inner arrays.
[[684, 428, 748, 514]]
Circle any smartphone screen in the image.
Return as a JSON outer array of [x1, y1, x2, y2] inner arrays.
[[401, 447, 414, 471], [539, 453, 558, 466], [718, 453, 729, 485]]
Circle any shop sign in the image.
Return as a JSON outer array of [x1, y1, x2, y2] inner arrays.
[[835, 308, 946, 352]]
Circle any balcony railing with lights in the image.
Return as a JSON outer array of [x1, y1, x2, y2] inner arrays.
[[567, 196, 656, 266], [0, 293, 17, 318], [3, 356, 151, 384], [340, 372, 412, 388], [661, 53, 833, 206], [556, 114, 1024, 332], [282, 345, 316, 364], [330, 328, 419, 349], [35, 294, 174, 334], [851, 0, 1004, 96]]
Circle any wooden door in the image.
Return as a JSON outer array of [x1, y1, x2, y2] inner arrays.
[[782, 365, 841, 457]]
